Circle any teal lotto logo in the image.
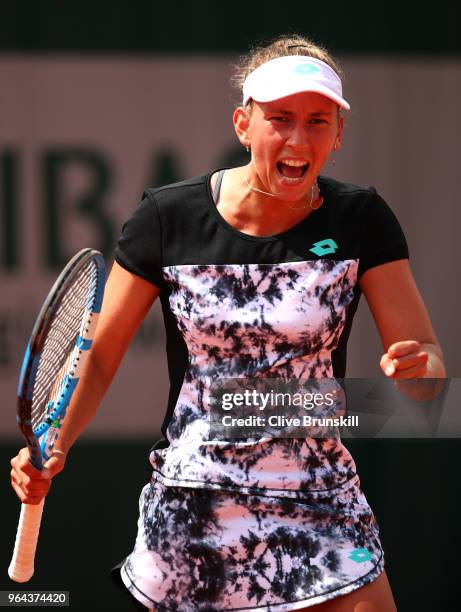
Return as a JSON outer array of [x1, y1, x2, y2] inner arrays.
[[294, 63, 321, 75], [309, 238, 338, 256], [348, 548, 373, 564]]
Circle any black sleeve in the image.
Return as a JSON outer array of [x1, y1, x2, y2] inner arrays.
[[358, 188, 409, 278], [114, 189, 164, 289]]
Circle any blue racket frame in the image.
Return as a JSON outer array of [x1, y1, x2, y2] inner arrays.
[[16, 249, 106, 470]]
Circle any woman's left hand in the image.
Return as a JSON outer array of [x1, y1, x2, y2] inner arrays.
[[380, 340, 429, 380]]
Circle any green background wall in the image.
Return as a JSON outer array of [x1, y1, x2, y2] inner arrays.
[[0, 1, 460, 55]]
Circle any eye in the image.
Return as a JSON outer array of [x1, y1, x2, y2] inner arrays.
[[269, 116, 289, 123], [309, 118, 329, 125]]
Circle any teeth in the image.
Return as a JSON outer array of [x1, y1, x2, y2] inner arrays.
[[280, 159, 308, 167]]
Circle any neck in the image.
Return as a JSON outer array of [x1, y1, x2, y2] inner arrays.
[[241, 167, 321, 212], [215, 167, 319, 237], [244, 177, 277, 198]]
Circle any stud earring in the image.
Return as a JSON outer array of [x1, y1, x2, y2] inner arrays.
[[245, 140, 250, 153], [331, 142, 338, 165]]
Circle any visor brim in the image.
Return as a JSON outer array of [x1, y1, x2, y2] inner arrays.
[[243, 82, 350, 111]]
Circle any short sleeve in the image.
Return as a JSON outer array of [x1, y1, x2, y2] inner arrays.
[[358, 188, 409, 278], [114, 190, 164, 289]]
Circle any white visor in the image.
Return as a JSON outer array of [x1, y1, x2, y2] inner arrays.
[[242, 56, 350, 110]]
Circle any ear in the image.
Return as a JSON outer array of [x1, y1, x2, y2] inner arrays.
[[333, 113, 345, 152], [233, 106, 251, 148]]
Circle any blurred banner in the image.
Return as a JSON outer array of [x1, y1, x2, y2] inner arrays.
[[1, 56, 459, 439]]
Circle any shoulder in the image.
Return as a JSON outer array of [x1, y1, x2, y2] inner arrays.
[[319, 175, 378, 204], [319, 175, 399, 223], [143, 172, 212, 211], [146, 173, 208, 196]]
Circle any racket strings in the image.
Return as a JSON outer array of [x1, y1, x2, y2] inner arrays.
[[31, 260, 99, 429]]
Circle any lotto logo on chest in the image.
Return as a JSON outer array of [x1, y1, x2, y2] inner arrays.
[[309, 238, 339, 256]]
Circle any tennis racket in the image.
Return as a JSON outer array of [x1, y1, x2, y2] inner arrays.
[[8, 248, 106, 583]]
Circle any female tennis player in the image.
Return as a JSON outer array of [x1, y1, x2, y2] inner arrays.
[[10, 35, 446, 611]]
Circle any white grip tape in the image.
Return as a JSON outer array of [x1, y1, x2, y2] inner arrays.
[[8, 499, 45, 583]]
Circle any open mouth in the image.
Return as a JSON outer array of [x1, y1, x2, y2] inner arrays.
[[276, 160, 309, 180]]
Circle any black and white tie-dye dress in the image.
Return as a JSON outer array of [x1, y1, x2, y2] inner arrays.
[[111, 169, 409, 611]]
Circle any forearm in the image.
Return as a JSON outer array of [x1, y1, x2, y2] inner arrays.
[[53, 346, 122, 455]]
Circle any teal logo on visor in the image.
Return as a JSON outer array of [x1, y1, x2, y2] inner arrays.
[[294, 63, 321, 75], [309, 238, 338, 256]]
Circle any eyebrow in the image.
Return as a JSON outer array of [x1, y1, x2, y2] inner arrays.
[[266, 109, 333, 117]]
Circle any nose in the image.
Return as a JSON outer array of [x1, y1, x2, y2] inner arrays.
[[286, 121, 311, 151]]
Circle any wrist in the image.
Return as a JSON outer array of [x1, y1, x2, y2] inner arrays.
[[420, 342, 447, 379]]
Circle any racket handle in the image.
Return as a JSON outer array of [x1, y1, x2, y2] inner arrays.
[[8, 499, 45, 582]]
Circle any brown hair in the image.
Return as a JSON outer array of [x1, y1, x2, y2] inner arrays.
[[231, 34, 345, 111]]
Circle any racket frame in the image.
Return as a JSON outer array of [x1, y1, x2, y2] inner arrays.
[[16, 248, 105, 470], [9, 248, 105, 583]]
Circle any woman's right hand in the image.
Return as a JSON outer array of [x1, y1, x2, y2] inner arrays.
[[10, 447, 67, 505]]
